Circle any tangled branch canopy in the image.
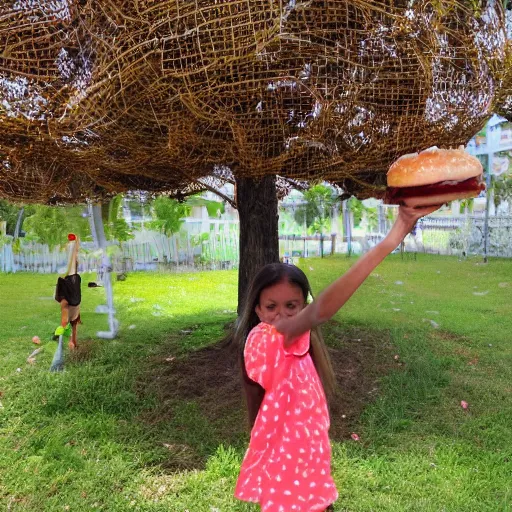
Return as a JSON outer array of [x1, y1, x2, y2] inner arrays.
[[1, 0, 511, 204]]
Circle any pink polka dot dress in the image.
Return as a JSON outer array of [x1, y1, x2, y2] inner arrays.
[[235, 322, 338, 511]]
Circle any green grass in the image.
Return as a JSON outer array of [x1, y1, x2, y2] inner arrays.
[[0, 254, 511, 511]]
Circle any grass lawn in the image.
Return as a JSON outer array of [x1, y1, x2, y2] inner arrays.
[[0, 254, 511, 511]]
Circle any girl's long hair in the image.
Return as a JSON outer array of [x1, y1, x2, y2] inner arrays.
[[235, 263, 337, 427]]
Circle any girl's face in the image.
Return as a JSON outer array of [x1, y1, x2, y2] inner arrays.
[[255, 279, 306, 325]]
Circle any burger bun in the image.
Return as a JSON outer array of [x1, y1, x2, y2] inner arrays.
[[387, 146, 483, 188]]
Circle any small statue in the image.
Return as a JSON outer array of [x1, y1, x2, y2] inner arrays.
[[54, 233, 82, 350]]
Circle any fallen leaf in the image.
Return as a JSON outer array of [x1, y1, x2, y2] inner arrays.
[[28, 348, 43, 359], [423, 319, 440, 329]]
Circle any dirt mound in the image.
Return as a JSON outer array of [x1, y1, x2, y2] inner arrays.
[[138, 322, 397, 469]]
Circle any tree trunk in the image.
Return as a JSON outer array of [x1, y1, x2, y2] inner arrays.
[[236, 175, 280, 312]]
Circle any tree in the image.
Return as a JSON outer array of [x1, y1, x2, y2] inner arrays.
[[347, 197, 365, 227], [150, 196, 191, 236], [346, 197, 381, 232], [0, 201, 35, 236], [102, 194, 134, 244], [492, 175, 512, 214], [1, 1, 509, 315], [22, 205, 91, 249], [166, 171, 304, 306], [236, 176, 279, 309], [185, 195, 225, 217], [460, 198, 475, 214], [293, 184, 338, 235], [0, 200, 20, 235]]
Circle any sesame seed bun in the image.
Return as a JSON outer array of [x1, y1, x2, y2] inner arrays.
[[387, 146, 483, 188]]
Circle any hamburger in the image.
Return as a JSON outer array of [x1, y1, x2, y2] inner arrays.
[[384, 146, 485, 208]]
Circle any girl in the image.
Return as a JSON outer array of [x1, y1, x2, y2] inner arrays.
[[234, 204, 441, 512]]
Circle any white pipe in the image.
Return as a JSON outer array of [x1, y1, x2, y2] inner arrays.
[[90, 203, 118, 339]]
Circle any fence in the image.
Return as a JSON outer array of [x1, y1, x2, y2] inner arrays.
[[1, 242, 70, 274], [279, 234, 336, 261], [1, 215, 512, 274], [415, 215, 512, 258], [361, 215, 512, 258], [0, 228, 240, 274], [119, 230, 239, 271]]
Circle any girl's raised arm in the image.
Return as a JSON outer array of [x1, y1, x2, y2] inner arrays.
[[275, 204, 442, 345]]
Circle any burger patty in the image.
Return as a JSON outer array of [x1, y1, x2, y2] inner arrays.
[[384, 176, 485, 205]]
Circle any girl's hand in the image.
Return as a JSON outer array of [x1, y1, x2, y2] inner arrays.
[[274, 317, 291, 346], [398, 204, 442, 229], [274, 304, 319, 347], [273, 314, 295, 347], [392, 204, 443, 239]]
